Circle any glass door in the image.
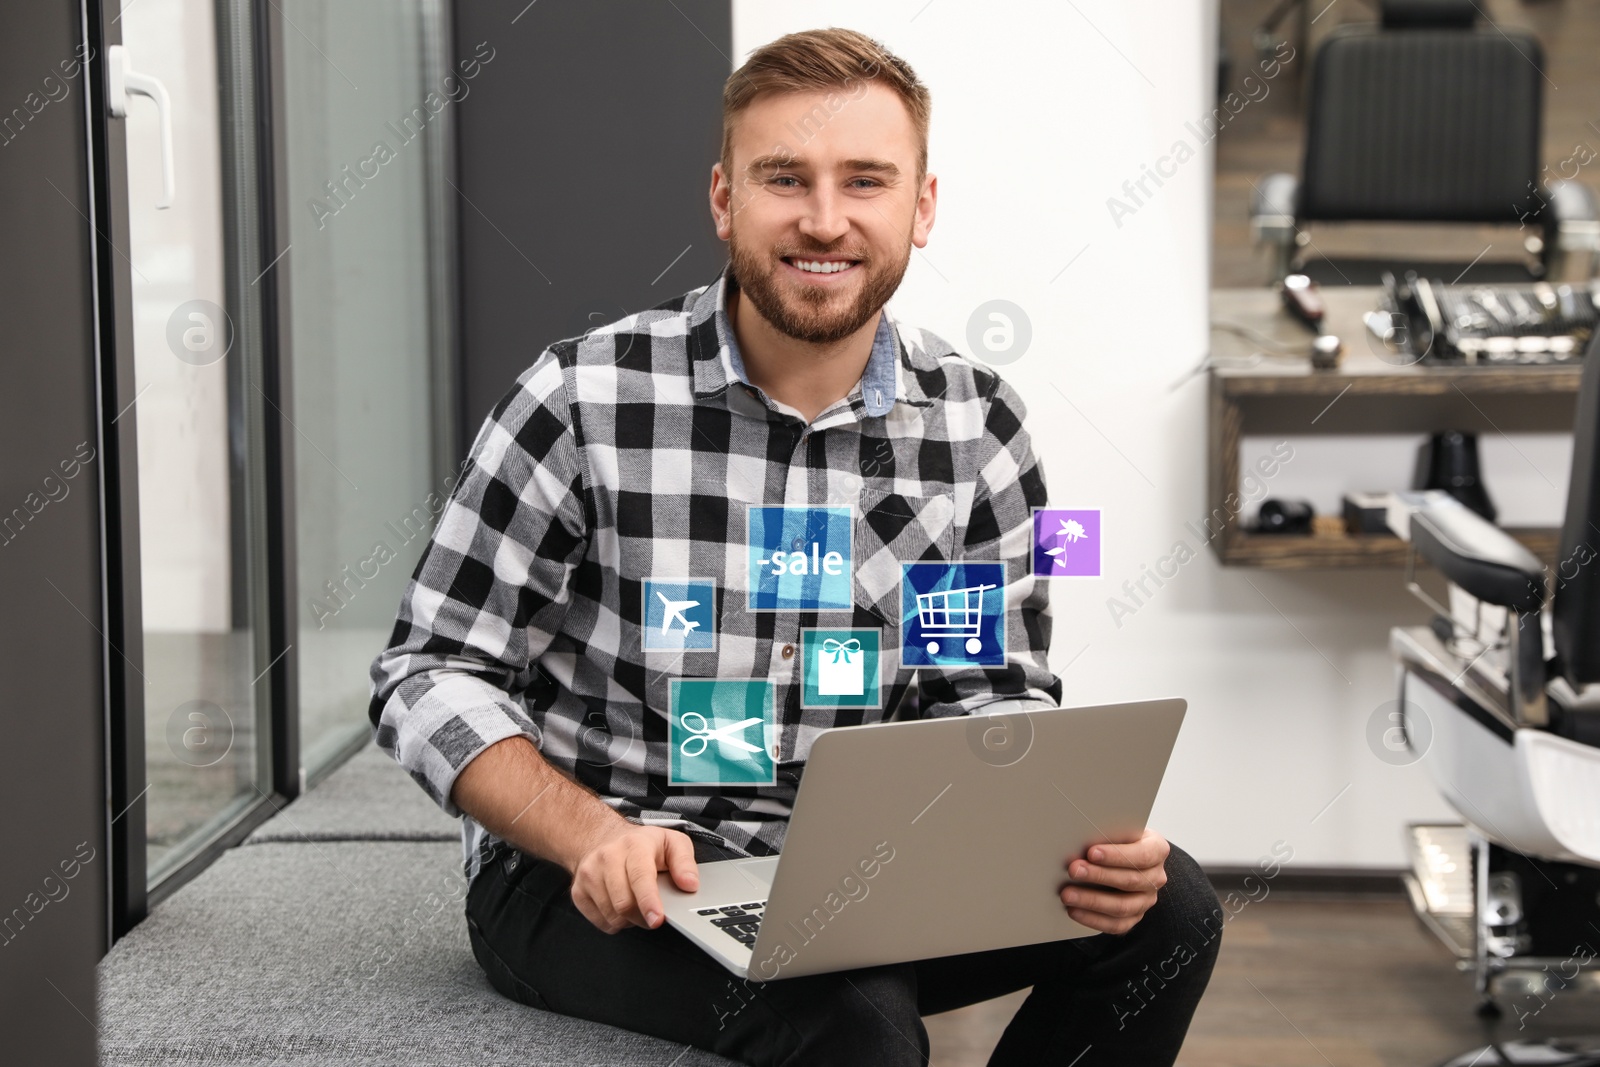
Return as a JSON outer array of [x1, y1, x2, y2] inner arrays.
[[111, 0, 278, 891], [93, 0, 457, 924]]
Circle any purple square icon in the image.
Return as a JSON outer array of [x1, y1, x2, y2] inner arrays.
[[1032, 508, 1101, 577]]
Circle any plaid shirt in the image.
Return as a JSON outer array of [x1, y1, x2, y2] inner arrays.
[[368, 268, 1064, 883]]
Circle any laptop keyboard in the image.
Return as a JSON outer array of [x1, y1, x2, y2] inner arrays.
[[694, 901, 767, 947]]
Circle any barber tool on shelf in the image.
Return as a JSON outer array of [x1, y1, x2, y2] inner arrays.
[[1280, 273, 1344, 369], [1280, 272, 1324, 330], [1342, 491, 1392, 535], [1255, 497, 1314, 534], [1371, 270, 1598, 366], [1414, 430, 1497, 522], [1309, 333, 1343, 370]]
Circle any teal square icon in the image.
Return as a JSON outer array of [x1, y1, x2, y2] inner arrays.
[[668, 679, 776, 786], [800, 628, 883, 710]]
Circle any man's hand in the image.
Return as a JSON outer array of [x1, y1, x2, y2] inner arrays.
[[450, 737, 699, 936], [1060, 828, 1170, 935], [569, 824, 699, 934]]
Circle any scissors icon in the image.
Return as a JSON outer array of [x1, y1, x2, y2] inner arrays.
[[678, 713, 764, 759]]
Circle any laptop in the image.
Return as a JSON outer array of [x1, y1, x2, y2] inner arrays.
[[657, 697, 1186, 981]]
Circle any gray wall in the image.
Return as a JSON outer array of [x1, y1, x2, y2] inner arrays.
[[452, 0, 732, 448], [0, 1, 108, 1063]]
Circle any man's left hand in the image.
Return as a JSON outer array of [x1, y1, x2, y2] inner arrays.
[[1060, 828, 1170, 935]]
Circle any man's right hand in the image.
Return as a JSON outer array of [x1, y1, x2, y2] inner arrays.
[[568, 824, 699, 934]]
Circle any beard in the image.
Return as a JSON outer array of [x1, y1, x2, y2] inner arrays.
[[727, 227, 912, 345]]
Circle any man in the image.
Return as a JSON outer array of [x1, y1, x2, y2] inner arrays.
[[370, 27, 1220, 1066]]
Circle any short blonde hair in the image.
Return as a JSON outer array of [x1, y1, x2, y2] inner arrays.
[[722, 28, 932, 183]]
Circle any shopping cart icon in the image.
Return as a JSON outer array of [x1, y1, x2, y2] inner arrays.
[[914, 582, 996, 656], [900, 562, 1006, 667]]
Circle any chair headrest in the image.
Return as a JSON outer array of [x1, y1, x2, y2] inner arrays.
[[1380, 0, 1479, 29]]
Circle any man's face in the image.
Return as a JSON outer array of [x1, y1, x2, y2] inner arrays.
[[712, 83, 936, 345]]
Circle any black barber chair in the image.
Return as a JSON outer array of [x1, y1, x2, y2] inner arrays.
[[1388, 334, 1600, 1059], [1251, 0, 1600, 285]]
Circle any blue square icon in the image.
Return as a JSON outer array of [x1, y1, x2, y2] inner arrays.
[[900, 562, 1006, 667], [669, 679, 776, 786], [642, 579, 716, 651], [746, 507, 853, 612], [800, 628, 884, 710]]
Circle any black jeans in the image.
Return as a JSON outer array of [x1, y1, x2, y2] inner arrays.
[[465, 836, 1222, 1066]]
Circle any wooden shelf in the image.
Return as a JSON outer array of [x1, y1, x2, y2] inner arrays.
[[1217, 364, 1581, 397], [1208, 287, 1580, 569], [1218, 527, 1562, 570]]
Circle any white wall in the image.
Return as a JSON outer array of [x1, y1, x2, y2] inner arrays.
[[731, 1, 1573, 869]]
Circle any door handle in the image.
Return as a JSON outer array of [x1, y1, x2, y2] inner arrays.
[[107, 44, 175, 210]]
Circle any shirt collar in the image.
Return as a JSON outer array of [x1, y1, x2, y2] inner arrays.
[[686, 266, 929, 415]]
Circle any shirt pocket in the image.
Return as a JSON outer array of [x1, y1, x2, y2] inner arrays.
[[851, 489, 959, 631]]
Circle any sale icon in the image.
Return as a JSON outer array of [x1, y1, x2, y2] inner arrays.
[[746, 506, 853, 611]]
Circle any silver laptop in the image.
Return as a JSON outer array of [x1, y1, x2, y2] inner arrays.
[[657, 697, 1186, 981]]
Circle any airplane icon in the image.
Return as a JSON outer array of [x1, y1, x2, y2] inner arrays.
[[656, 591, 701, 635], [642, 578, 716, 651]]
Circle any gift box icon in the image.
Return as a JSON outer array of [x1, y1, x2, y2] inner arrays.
[[817, 637, 864, 695]]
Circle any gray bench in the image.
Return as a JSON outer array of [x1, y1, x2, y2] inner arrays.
[[97, 743, 738, 1066]]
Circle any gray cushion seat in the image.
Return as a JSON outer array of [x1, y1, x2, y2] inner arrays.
[[97, 743, 737, 1066]]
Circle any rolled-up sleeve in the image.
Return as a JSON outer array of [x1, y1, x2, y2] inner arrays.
[[917, 375, 1064, 719], [367, 349, 589, 816]]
